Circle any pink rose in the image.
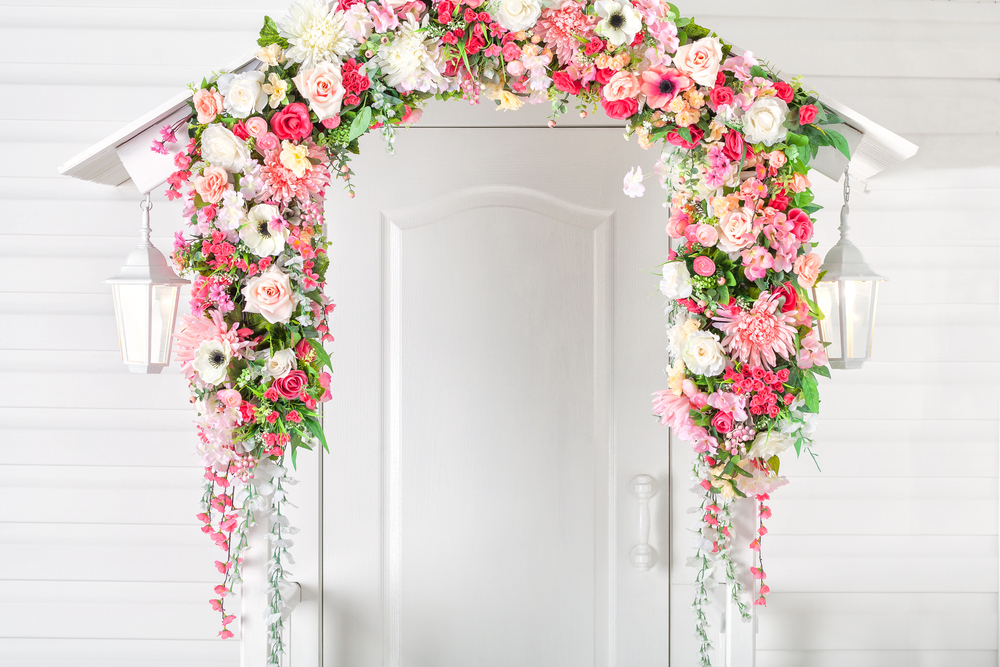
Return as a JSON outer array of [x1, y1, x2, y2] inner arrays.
[[693, 256, 716, 276], [293, 62, 345, 121], [502, 42, 521, 61], [721, 130, 745, 162], [194, 166, 230, 204], [506, 60, 527, 77], [600, 96, 639, 120], [787, 209, 814, 243], [603, 70, 641, 101], [793, 252, 823, 288], [217, 389, 242, 409], [232, 122, 249, 140], [245, 116, 268, 137], [790, 172, 811, 193], [321, 115, 342, 129], [710, 86, 734, 108], [772, 81, 794, 103], [799, 104, 818, 126], [242, 267, 296, 324], [695, 224, 719, 247], [193, 88, 225, 124], [711, 410, 734, 434], [717, 207, 757, 253], [666, 126, 704, 150], [672, 37, 723, 87], [772, 281, 800, 313], [270, 102, 314, 142], [401, 106, 423, 124], [257, 132, 279, 152], [273, 370, 308, 400], [552, 70, 583, 95]]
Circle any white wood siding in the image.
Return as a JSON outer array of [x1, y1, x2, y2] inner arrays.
[[1, 1, 997, 665]]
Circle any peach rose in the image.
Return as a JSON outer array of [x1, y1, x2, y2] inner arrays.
[[672, 37, 722, 87], [793, 252, 823, 288], [603, 70, 641, 102], [245, 116, 268, 138], [193, 88, 225, 124], [293, 62, 345, 121], [242, 267, 295, 324], [716, 207, 757, 253], [790, 172, 812, 193], [194, 166, 230, 204]]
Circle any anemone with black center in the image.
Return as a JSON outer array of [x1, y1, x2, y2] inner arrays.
[[609, 11, 624, 28], [658, 79, 675, 96], [210, 351, 226, 367], [257, 221, 272, 237]]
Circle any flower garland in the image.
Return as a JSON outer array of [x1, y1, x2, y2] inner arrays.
[[162, 0, 845, 663]]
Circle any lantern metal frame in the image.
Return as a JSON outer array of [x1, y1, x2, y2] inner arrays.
[[106, 194, 188, 374], [811, 172, 886, 370]]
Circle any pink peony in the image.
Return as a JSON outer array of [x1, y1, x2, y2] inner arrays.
[[640, 66, 692, 110]]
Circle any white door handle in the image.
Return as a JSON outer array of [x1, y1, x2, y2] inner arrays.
[[629, 474, 657, 571]]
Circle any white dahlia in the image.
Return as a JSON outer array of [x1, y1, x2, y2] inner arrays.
[[375, 15, 447, 94], [279, 0, 356, 68]]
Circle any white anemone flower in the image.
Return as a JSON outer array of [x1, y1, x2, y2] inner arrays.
[[192, 339, 232, 386], [240, 204, 290, 257], [594, 0, 642, 47], [278, 0, 356, 68]]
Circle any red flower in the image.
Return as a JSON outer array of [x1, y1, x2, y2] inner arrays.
[[630, 30, 644, 47], [772, 282, 799, 313], [270, 102, 314, 142], [437, 0, 453, 20], [552, 70, 582, 95], [286, 410, 302, 423], [773, 81, 794, 102], [722, 130, 745, 161], [273, 370, 308, 400], [584, 37, 605, 56], [595, 67, 615, 85], [769, 192, 789, 211], [600, 96, 638, 120], [463, 7, 477, 20], [264, 386, 280, 402], [710, 86, 734, 108], [232, 122, 249, 140], [799, 104, 819, 126], [665, 126, 704, 150], [466, 33, 486, 55]]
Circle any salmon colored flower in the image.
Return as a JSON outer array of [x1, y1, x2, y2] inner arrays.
[[640, 66, 692, 110]]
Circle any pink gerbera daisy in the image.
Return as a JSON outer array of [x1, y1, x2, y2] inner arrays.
[[640, 66, 693, 110], [534, 0, 597, 66], [712, 292, 798, 369]]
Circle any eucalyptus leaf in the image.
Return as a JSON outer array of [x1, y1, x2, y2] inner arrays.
[[347, 107, 372, 143]]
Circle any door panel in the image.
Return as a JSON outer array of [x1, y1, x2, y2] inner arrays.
[[323, 127, 669, 667]]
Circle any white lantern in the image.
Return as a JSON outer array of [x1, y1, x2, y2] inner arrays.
[[106, 195, 188, 373], [812, 173, 885, 370]]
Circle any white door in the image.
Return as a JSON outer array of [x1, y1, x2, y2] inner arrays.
[[319, 123, 671, 667]]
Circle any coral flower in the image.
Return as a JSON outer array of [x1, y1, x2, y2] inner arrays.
[[259, 142, 331, 204], [712, 292, 798, 369], [640, 66, 693, 110], [534, 0, 597, 65]]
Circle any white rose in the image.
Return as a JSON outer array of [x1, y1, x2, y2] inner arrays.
[[262, 348, 297, 379], [672, 37, 723, 87], [659, 261, 693, 300], [192, 339, 232, 386], [748, 430, 794, 460], [217, 71, 268, 119], [742, 97, 789, 147], [716, 207, 757, 253], [200, 124, 251, 173], [495, 0, 542, 32], [681, 330, 726, 377], [667, 317, 701, 358], [240, 204, 289, 257]]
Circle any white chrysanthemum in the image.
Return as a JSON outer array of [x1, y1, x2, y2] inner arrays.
[[594, 0, 642, 47], [375, 16, 447, 94], [279, 0, 356, 68]]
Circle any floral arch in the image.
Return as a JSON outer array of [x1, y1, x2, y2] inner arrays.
[[163, 0, 847, 663]]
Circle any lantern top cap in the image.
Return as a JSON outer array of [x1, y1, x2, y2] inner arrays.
[[107, 242, 188, 285], [820, 238, 884, 282]]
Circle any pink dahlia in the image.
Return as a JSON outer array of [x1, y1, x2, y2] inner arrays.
[[712, 292, 798, 369], [534, 0, 597, 66], [259, 142, 331, 205], [640, 66, 693, 109]]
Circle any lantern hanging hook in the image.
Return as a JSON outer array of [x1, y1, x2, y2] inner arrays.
[[139, 193, 152, 247], [839, 168, 851, 242]]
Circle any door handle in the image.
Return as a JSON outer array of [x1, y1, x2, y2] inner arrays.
[[629, 474, 657, 571]]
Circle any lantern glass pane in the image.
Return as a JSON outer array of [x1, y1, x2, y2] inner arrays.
[[112, 283, 151, 364], [845, 280, 874, 360], [815, 281, 841, 360], [151, 284, 179, 365]]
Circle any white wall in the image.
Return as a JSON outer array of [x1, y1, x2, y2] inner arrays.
[[0, 1, 997, 665]]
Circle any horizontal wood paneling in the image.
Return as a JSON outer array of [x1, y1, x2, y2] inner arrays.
[[0, 638, 238, 667]]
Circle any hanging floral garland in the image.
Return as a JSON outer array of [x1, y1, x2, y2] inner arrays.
[[160, 0, 846, 663]]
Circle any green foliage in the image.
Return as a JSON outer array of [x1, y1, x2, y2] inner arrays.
[[800, 370, 820, 412], [347, 107, 372, 143], [257, 16, 289, 49], [306, 338, 333, 371]]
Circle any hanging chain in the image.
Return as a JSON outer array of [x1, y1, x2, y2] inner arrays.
[[843, 169, 851, 206]]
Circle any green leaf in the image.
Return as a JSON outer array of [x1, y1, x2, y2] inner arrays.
[[347, 107, 372, 143], [303, 416, 329, 453], [732, 464, 753, 478], [800, 370, 820, 413], [749, 65, 769, 79], [717, 285, 729, 304], [820, 127, 851, 160], [257, 16, 289, 49], [306, 338, 333, 371], [811, 364, 832, 379], [677, 125, 693, 143], [767, 455, 780, 474]]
